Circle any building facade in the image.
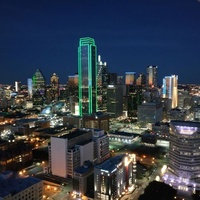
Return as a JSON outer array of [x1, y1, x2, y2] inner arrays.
[[146, 66, 158, 88], [0, 171, 43, 200], [94, 154, 136, 200], [163, 120, 200, 192], [107, 85, 123, 118], [137, 101, 163, 124], [162, 75, 178, 109], [49, 128, 109, 178]]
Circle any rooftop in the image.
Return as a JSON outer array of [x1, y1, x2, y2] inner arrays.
[[0, 172, 42, 197], [96, 154, 125, 172]]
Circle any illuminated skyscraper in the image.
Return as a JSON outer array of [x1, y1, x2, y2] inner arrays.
[[32, 69, 46, 95], [27, 78, 33, 98], [136, 73, 146, 86], [32, 69, 46, 105], [146, 66, 158, 88], [50, 73, 59, 101], [78, 37, 97, 116], [97, 55, 108, 111], [125, 72, 136, 85], [162, 75, 178, 109]]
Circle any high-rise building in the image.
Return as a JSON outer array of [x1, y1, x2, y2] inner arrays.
[[136, 73, 146, 86], [49, 128, 109, 178], [162, 75, 178, 109], [107, 85, 123, 118], [32, 68, 46, 104], [146, 66, 158, 88], [68, 74, 79, 96], [27, 78, 33, 98], [78, 37, 97, 116], [125, 72, 136, 85], [163, 120, 200, 192], [14, 81, 21, 92], [50, 73, 59, 101], [97, 55, 108, 111], [108, 73, 117, 85], [94, 154, 136, 200], [137, 101, 163, 124]]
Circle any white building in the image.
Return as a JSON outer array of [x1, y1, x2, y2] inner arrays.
[[49, 128, 109, 178]]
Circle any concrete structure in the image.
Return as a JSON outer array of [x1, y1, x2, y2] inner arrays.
[[49, 128, 109, 178], [0, 171, 43, 200], [94, 154, 136, 200]]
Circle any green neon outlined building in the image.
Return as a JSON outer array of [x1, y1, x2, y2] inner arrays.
[[78, 37, 97, 116]]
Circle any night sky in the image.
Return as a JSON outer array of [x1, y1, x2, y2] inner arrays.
[[1, 0, 200, 85]]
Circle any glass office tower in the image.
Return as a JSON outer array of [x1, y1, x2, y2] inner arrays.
[[78, 37, 97, 116]]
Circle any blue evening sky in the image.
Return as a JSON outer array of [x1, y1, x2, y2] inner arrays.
[[0, 0, 200, 85]]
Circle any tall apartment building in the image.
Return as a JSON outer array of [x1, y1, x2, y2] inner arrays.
[[162, 75, 178, 109], [78, 37, 97, 116], [146, 66, 158, 88], [49, 128, 109, 178], [94, 154, 136, 200], [163, 120, 200, 192]]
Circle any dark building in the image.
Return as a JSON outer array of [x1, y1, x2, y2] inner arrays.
[[107, 85, 123, 118], [82, 112, 110, 132]]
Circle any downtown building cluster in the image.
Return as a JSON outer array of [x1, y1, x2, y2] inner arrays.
[[1, 37, 200, 199]]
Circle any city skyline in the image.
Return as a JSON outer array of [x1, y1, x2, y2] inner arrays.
[[1, 0, 200, 85]]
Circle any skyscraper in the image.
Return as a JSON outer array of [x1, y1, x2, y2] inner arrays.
[[146, 66, 158, 88], [32, 69, 46, 95], [162, 75, 178, 109], [97, 55, 108, 111], [78, 37, 97, 116], [50, 73, 59, 101], [125, 72, 136, 85], [32, 68, 46, 105]]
